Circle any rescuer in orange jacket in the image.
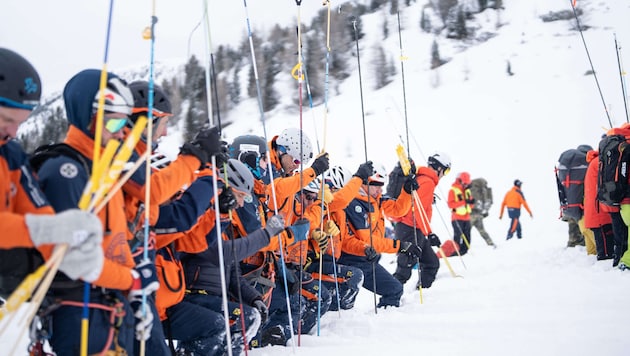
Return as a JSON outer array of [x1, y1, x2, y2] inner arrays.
[[0, 48, 103, 298], [339, 162, 421, 308], [303, 164, 369, 311], [35, 69, 148, 355], [499, 179, 533, 240]]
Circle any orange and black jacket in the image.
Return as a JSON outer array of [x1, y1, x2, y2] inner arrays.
[[123, 138, 202, 238], [36, 126, 135, 291], [0, 139, 55, 249], [499, 185, 532, 218], [342, 187, 412, 256], [308, 176, 363, 259], [399, 166, 438, 236]]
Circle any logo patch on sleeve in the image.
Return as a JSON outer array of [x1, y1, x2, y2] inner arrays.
[[59, 162, 79, 179]]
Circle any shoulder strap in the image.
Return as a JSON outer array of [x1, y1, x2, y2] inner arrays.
[[29, 143, 90, 173]]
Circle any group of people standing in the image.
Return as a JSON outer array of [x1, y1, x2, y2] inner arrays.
[[556, 134, 630, 270]]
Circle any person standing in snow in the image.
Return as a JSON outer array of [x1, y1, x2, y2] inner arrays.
[[469, 177, 496, 248], [499, 179, 533, 240], [447, 172, 474, 255]]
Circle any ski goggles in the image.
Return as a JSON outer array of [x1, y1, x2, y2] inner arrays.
[[104, 116, 128, 134], [0, 96, 37, 111]]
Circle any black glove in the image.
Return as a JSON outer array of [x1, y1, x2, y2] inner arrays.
[[403, 175, 419, 194], [253, 299, 269, 324], [399, 241, 422, 259], [310, 153, 330, 176], [466, 198, 475, 205], [482, 212, 489, 218], [408, 159, 416, 177], [180, 126, 223, 168], [427, 233, 441, 247], [353, 161, 374, 182], [218, 187, 237, 213], [364, 246, 379, 262], [264, 214, 286, 238]]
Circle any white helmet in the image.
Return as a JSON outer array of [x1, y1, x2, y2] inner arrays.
[[368, 162, 387, 186], [324, 166, 351, 189], [428, 151, 451, 172], [276, 128, 314, 164], [92, 77, 133, 115], [303, 177, 321, 194]]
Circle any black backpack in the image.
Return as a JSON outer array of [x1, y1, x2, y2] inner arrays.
[[556, 148, 589, 220], [597, 135, 630, 206], [386, 163, 406, 199], [0, 143, 89, 298]]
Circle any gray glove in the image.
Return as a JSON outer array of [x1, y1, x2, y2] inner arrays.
[[253, 299, 269, 324], [59, 240, 104, 282], [25, 209, 103, 247], [264, 214, 286, 238]]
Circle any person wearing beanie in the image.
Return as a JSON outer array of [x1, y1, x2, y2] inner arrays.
[[499, 179, 533, 239], [0, 49, 104, 299]]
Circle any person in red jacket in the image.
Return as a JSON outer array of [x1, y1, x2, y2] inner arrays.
[[583, 149, 614, 260], [447, 171, 474, 255], [393, 152, 451, 289], [499, 179, 533, 239], [0, 48, 103, 298]]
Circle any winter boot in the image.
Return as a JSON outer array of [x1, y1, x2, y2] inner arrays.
[[260, 325, 287, 347]]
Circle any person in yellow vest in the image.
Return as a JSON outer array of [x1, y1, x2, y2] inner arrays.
[[447, 172, 474, 255]]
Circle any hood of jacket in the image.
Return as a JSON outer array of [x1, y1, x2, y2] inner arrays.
[[63, 69, 121, 136]]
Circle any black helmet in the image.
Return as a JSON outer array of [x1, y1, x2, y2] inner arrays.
[[128, 80, 172, 124], [230, 135, 267, 170], [428, 151, 451, 173], [0, 48, 41, 110], [514, 179, 522, 188]]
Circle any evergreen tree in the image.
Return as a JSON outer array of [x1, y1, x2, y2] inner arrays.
[[229, 68, 241, 106], [182, 55, 209, 139], [262, 44, 279, 112], [431, 39, 443, 69], [435, 0, 458, 22], [373, 44, 389, 90], [420, 7, 432, 33], [382, 13, 389, 40], [390, 0, 399, 15], [304, 34, 325, 102], [447, 5, 468, 39]]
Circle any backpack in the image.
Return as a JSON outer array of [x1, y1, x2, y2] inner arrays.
[[556, 148, 589, 220], [469, 178, 492, 216], [386, 163, 406, 199], [0, 143, 89, 297], [597, 135, 630, 206]]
